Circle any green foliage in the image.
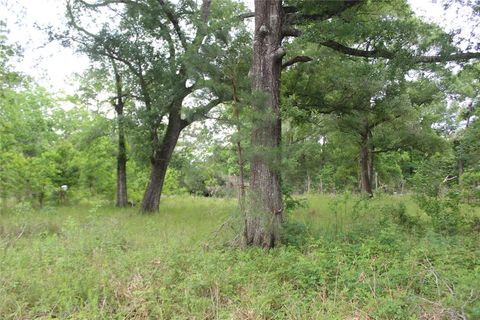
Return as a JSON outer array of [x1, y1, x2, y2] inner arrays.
[[281, 219, 309, 247], [379, 202, 425, 233], [411, 153, 457, 197], [461, 169, 480, 205], [162, 168, 187, 195], [1, 196, 479, 319], [416, 194, 467, 235]]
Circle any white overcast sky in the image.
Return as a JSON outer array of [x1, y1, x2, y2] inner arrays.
[[0, 0, 476, 95]]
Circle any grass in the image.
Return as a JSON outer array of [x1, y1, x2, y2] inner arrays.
[[1, 195, 479, 319]]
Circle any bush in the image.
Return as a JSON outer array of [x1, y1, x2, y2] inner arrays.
[[380, 202, 424, 232], [460, 170, 480, 205], [281, 219, 309, 247], [416, 193, 465, 235]]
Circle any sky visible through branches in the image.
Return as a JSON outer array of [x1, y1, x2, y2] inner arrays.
[[0, 0, 476, 95]]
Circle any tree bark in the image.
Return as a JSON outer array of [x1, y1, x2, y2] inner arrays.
[[359, 135, 373, 196], [140, 111, 185, 213], [459, 102, 473, 181], [244, 0, 284, 248], [116, 110, 128, 207], [306, 171, 311, 194], [112, 59, 129, 208], [368, 144, 374, 190], [236, 140, 246, 205], [232, 79, 246, 209]]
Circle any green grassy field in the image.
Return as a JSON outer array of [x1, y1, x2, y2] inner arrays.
[[1, 195, 479, 319]]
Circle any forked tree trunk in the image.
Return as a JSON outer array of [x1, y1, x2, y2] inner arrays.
[[140, 112, 184, 213], [244, 0, 284, 248]]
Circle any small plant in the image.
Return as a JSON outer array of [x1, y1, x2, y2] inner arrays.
[[281, 219, 309, 247], [282, 186, 307, 213], [87, 199, 110, 214], [12, 202, 34, 215], [380, 202, 424, 232], [280, 186, 308, 247]]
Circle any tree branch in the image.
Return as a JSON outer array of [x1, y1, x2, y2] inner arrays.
[[282, 55, 313, 69], [238, 11, 255, 19], [240, 0, 362, 22], [183, 98, 222, 124], [75, 0, 139, 8], [157, 0, 188, 50], [320, 40, 394, 59], [189, 0, 212, 56], [282, 26, 302, 38], [321, 40, 480, 63]]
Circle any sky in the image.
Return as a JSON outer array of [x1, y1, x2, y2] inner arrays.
[[0, 0, 476, 96]]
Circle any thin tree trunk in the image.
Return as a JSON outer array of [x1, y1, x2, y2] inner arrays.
[[244, 0, 284, 248], [140, 112, 184, 213], [459, 102, 473, 181], [459, 160, 464, 178], [306, 171, 311, 194], [112, 59, 129, 208], [116, 112, 128, 207], [38, 191, 45, 208], [368, 146, 374, 188], [232, 79, 246, 209]]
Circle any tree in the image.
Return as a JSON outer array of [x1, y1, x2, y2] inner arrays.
[[76, 61, 131, 207], [244, 0, 480, 246], [245, 0, 283, 248], [112, 60, 129, 207], [0, 30, 59, 207], [284, 50, 448, 195], [65, 0, 246, 212]]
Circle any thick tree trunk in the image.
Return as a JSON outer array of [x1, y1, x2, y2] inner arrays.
[[359, 137, 373, 196], [140, 112, 184, 213], [244, 0, 284, 248], [116, 113, 128, 207]]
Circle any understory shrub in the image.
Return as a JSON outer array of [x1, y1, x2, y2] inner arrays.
[[416, 193, 466, 235]]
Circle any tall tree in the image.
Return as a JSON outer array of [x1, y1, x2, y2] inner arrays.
[[75, 61, 131, 207], [65, 0, 245, 212], [245, 0, 480, 246], [111, 59, 129, 207], [245, 0, 364, 247], [244, 0, 284, 247]]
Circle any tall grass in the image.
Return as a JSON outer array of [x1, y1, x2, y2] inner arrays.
[[1, 195, 479, 319]]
